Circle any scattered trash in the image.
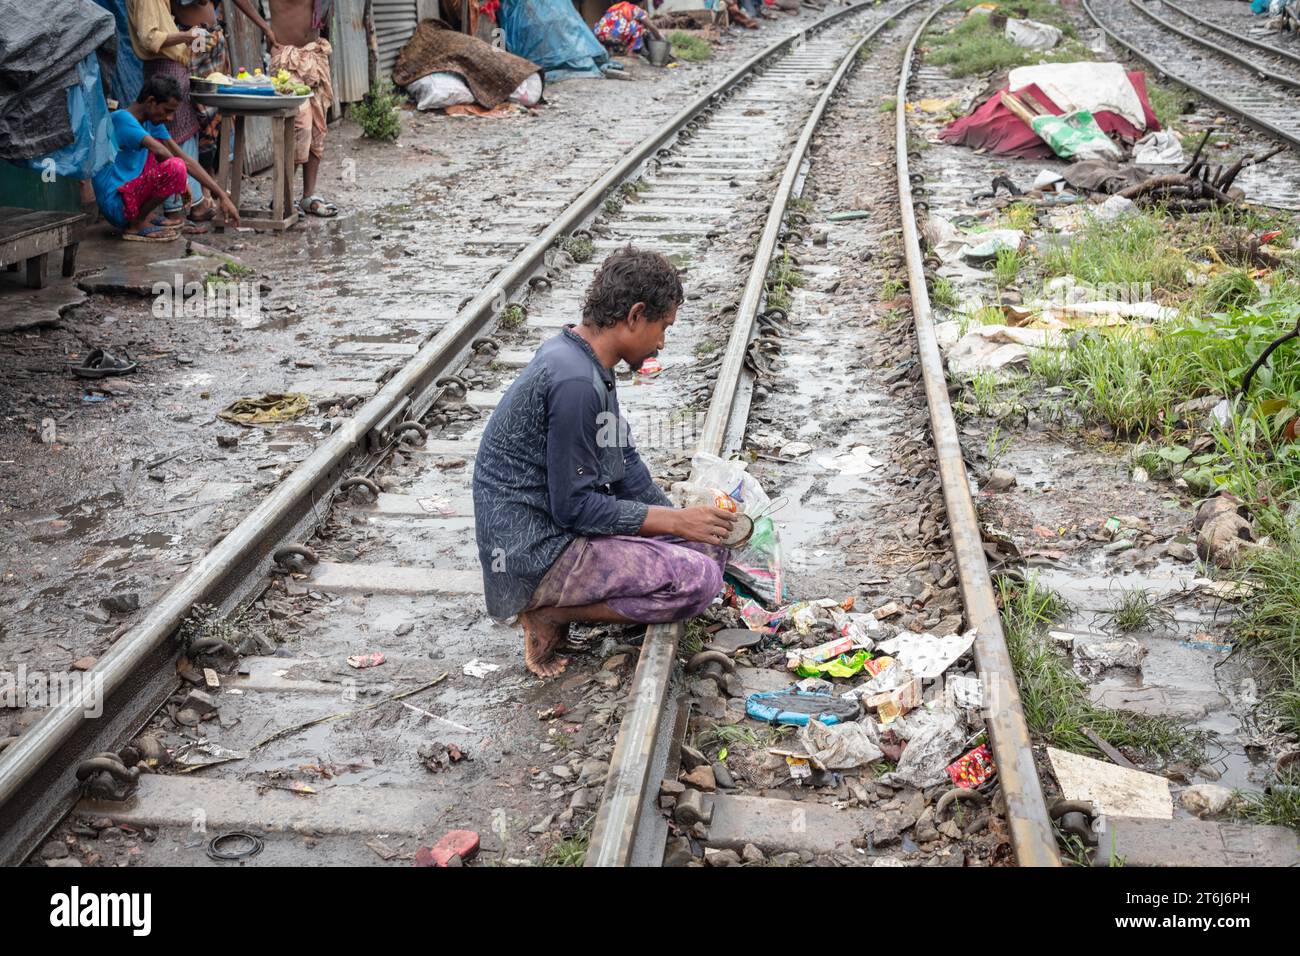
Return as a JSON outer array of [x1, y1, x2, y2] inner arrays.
[[946, 674, 984, 709], [637, 355, 663, 377], [745, 688, 861, 727], [876, 630, 977, 680], [1095, 194, 1136, 221], [1005, 17, 1061, 51], [946, 743, 996, 788], [1000, 93, 1122, 162], [347, 652, 386, 669], [786, 634, 860, 670], [865, 675, 922, 725], [1074, 638, 1147, 674], [1180, 784, 1236, 819], [957, 228, 1024, 263], [1047, 746, 1173, 819], [463, 659, 501, 678], [217, 392, 309, 426], [414, 829, 480, 867], [1179, 635, 1234, 653], [794, 717, 883, 770], [815, 445, 883, 475], [417, 741, 468, 772], [882, 702, 966, 788], [827, 210, 870, 222], [1133, 129, 1184, 165]]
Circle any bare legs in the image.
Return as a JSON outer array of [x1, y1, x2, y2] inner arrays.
[[519, 602, 637, 678]]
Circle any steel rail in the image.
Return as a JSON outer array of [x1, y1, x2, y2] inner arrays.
[[0, 0, 900, 868], [1083, 0, 1300, 150], [585, 0, 935, 869], [1158, 0, 1300, 69], [1126, 0, 1300, 93], [895, 1, 1060, 866]]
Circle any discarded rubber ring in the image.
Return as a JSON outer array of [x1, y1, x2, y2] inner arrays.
[[340, 476, 381, 498], [935, 786, 989, 821], [207, 831, 264, 862], [393, 421, 429, 443], [273, 544, 319, 568]]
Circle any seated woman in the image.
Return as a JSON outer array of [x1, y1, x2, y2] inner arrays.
[[594, 1, 664, 56], [473, 246, 737, 678], [92, 76, 239, 241]]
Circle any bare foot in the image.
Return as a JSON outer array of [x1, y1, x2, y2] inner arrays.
[[521, 610, 569, 678]]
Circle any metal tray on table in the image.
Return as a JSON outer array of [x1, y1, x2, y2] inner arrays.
[[190, 91, 310, 111]]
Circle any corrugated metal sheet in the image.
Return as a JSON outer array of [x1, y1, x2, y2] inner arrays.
[[373, 0, 419, 82], [221, 0, 274, 174], [330, 0, 370, 104]]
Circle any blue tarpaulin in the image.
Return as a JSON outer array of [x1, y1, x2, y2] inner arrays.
[[22, 53, 118, 180], [92, 0, 145, 104], [499, 0, 609, 82]]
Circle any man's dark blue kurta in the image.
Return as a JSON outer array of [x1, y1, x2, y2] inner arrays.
[[473, 327, 671, 619]]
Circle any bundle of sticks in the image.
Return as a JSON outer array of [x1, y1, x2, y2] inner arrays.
[[1118, 129, 1287, 213]]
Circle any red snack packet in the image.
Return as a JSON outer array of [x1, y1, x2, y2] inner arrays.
[[946, 744, 996, 789]]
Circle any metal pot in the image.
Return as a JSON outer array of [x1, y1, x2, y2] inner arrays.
[[645, 38, 671, 68]]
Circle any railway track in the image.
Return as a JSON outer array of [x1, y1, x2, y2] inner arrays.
[[1086, 0, 1300, 148], [3, 0, 1061, 869]]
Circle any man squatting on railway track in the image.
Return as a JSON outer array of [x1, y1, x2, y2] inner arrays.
[[473, 246, 738, 678]]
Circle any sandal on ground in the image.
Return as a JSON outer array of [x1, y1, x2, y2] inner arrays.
[[67, 348, 138, 379], [189, 200, 218, 223], [122, 223, 179, 242], [299, 195, 339, 217], [151, 212, 185, 228], [182, 221, 211, 235]]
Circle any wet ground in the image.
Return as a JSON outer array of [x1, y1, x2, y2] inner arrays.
[[0, 10, 827, 684], [908, 2, 1298, 831]]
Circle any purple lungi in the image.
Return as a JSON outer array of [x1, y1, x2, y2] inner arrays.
[[526, 535, 727, 623]]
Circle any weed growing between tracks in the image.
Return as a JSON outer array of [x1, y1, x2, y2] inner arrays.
[[997, 575, 1204, 763], [353, 77, 402, 142], [923, 0, 1086, 77]]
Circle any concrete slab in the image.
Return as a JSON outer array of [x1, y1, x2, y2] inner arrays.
[[1090, 683, 1229, 721], [367, 493, 475, 520], [304, 561, 482, 596], [1093, 816, 1300, 867], [465, 389, 501, 410], [0, 279, 87, 331], [408, 438, 480, 457], [78, 775, 451, 836], [706, 793, 871, 856], [75, 233, 239, 296], [736, 666, 794, 695], [233, 654, 448, 693], [294, 378, 381, 402]]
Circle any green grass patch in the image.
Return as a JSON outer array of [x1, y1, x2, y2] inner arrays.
[[668, 31, 711, 62], [931, 275, 959, 310], [544, 832, 589, 867], [1039, 212, 1193, 295], [925, 1, 1084, 77], [994, 247, 1023, 289], [1232, 769, 1300, 831], [1000, 575, 1204, 763]]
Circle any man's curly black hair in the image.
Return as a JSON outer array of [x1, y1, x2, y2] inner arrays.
[[581, 245, 684, 329]]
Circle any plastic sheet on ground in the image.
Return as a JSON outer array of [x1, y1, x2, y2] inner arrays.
[[796, 718, 883, 770], [218, 393, 310, 426], [881, 703, 967, 789], [1030, 110, 1123, 162], [498, 0, 610, 82], [940, 68, 1158, 159], [941, 324, 1063, 378], [815, 445, 883, 475], [876, 630, 977, 681], [1134, 129, 1184, 165], [1005, 18, 1061, 51], [1008, 62, 1149, 130], [958, 228, 1024, 263]]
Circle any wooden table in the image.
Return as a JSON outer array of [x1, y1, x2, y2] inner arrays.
[[0, 207, 87, 288], [214, 104, 301, 231]]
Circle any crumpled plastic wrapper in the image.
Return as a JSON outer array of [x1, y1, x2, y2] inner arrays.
[[881, 703, 967, 789], [798, 718, 883, 771]]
